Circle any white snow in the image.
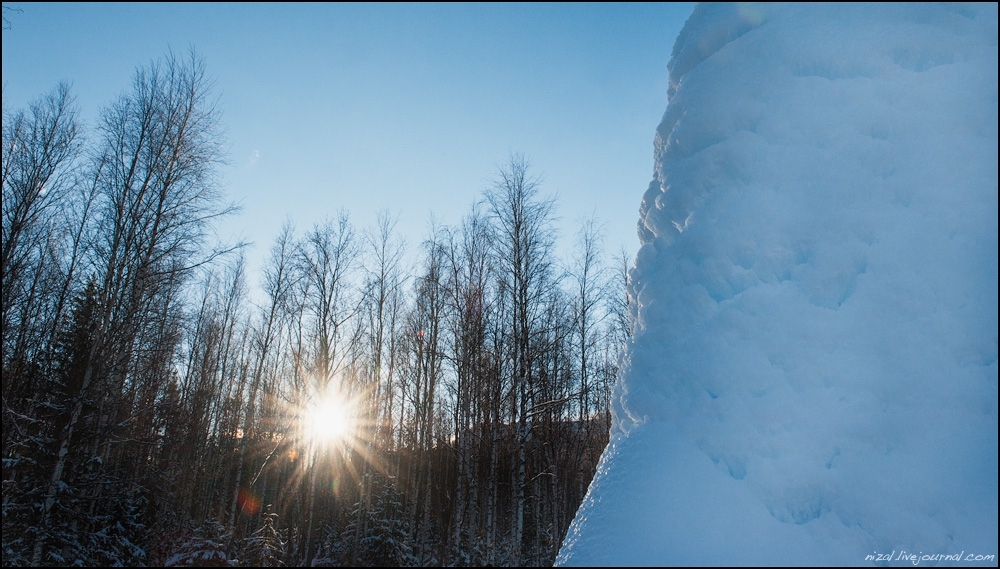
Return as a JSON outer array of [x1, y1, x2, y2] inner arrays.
[[557, 3, 998, 566]]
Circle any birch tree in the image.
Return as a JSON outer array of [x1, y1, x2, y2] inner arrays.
[[30, 49, 232, 565], [484, 154, 557, 566]]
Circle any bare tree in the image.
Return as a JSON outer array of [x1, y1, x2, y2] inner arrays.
[[30, 49, 233, 565], [484, 153, 557, 566], [296, 212, 361, 387], [293, 211, 361, 564], [229, 222, 298, 530], [361, 209, 406, 448], [1, 83, 80, 373], [441, 203, 494, 561], [570, 216, 607, 424], [2, 4, 22, 30], [395, 224, 447, 564], [349, 209, 406, 562]]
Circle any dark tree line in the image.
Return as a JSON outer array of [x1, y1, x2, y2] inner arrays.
[[2, 52, 630, 567]]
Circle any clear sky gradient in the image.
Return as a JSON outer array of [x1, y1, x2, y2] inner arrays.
[[3, 2, 694, 284]]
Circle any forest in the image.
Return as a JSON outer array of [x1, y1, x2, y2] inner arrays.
[[2, 51, 630, 566]]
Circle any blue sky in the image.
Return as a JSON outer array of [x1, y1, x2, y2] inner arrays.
[[3, 2, 694, 283]]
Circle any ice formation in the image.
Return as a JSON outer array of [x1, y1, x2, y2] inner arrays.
[[557, 3, 998, 566]]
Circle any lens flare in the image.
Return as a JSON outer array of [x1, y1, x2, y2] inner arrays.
[[236, 487, 261, 515]]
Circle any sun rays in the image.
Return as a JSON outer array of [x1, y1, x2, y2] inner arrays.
[[302, 390, 353, 449]]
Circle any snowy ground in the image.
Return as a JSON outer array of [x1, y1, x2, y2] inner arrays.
[[557, 3, 998, 566]]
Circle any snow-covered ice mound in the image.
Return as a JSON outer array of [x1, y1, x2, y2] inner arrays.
[[558, 3, 998, 566]]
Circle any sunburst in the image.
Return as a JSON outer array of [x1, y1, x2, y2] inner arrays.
[[302, 390, 354, 449], [242, 374, 387, 521]]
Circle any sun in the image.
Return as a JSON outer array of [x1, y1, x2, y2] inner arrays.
[[303, 392, 353, 447]]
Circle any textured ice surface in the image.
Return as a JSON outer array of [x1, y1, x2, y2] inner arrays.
[[558, 3, 998, 566]]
